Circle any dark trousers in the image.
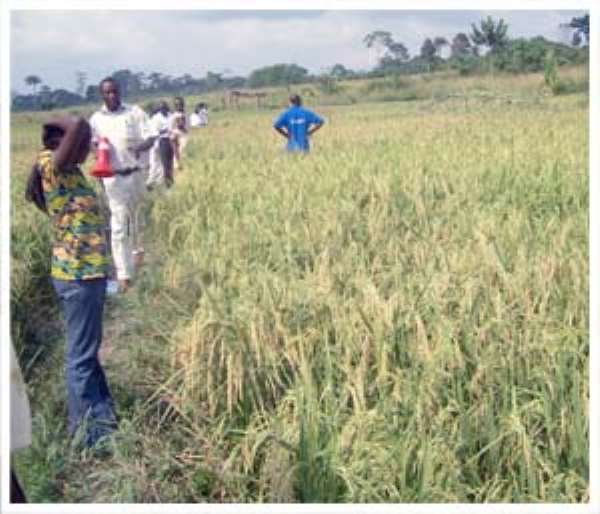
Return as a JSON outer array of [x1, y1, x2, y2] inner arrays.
[[52, 278, 117, 446], [11, 469, 27, 503], [158, 137, 174, 186]]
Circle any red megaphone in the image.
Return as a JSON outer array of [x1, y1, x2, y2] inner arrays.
[[91, 137, 114, 178]]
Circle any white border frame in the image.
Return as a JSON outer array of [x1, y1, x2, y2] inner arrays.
[[1, 1, 597, 513]]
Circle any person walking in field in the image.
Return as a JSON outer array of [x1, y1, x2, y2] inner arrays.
[[273, 94, 324, 153], [89, 77, 156, 292], [25, 116, 117, 449], [190, 102, 209, 128], [170, 96, 188, 170], [147, 100, 175, 189]]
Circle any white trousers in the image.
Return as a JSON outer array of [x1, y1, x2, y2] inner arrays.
[[102, 171, 146, 280], [147, 141, 165, 187]]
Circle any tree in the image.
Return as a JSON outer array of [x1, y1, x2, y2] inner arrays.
[[364, 31, 410, 74], [470, 16, 509, 54], [568, 14, 589, 47], [420, 38, 436, 61], [24, 75, 42, 95], [85, 84, 100, 103], [450, 33, 474, 58], [329, 63, 350, 79], [247, 64, 308, 88], [387, 42, 410, 62], [433, 37, 449, 58], [75, 71, 87, 97], [363, 30, 394, 65], [205, 71, 223, 90]]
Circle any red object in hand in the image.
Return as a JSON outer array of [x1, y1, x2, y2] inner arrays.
[[90, 137, 114, 178]]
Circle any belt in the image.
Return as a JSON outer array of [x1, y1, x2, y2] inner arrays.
[[113, 167, 140, 176]]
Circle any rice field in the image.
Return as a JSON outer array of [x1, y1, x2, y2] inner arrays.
[[11, 69, 589, 502]]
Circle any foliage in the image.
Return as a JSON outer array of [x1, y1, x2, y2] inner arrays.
[[450, 33, 474, 58], [568, 14, 589, 47], [470, 16, 509, 54], [364, 30, 410, 75], [493, 37, 588, 74], [247, 64, 309, 89]]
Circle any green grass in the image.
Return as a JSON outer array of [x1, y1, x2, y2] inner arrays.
[[11, 68, 588, 502]]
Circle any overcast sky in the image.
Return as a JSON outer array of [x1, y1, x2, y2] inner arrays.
[[10, 9, 586, 94]]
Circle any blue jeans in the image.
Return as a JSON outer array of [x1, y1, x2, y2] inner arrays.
[[52, 278, 116, 446]]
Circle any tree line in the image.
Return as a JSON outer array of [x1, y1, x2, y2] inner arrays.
[[12, 14, 588, 112]]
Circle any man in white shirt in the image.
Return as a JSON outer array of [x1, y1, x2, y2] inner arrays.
[[147, 100, 174, 188], [89, 77, 156, 292], [190, 102, 208, 128]]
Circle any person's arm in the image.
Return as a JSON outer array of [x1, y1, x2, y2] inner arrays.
[[308, 122, 323, 136], [46, 116, 88, 172], [273, 111, 289, 139], [275, 126, 289, 139], [307, 112, 324, 136], [131, 108, 157, 157]]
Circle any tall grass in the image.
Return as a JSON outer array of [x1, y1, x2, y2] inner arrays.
[[11, 70, 588, 502]]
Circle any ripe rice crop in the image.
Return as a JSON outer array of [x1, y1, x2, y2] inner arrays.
[[11, 70, 588, 502]]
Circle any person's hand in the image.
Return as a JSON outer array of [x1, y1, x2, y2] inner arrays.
[[127, 144, 141, 160]]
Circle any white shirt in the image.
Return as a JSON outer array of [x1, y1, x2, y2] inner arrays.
[[150, 111, 171, 139], [190, 109, 208, 127], [90, 103, 154, 170]]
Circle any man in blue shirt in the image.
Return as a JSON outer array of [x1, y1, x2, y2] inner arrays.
[[273, 94, 324, 152]]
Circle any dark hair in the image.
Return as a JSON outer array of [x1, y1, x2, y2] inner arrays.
[[289, 94, 302, 106], [25, 125, 66, 214], [99, 76, 118, 91]]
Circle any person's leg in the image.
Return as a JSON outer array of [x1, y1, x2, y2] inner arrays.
[[171, 133, 180, 171], [10, 469, 27, 503], [177, 132, 188, 168], [146, 142, 164, 189], [53, 278, 116, 447], [159, 138, 174, 187], [131, 171, 146, 268], [106, 195, 133, 283]]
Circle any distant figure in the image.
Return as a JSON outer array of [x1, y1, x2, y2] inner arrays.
[[147, 100, 174, 188], [170, 96, 188, 170], [190, 102, 208, 127], [273, 94, 324, 153]]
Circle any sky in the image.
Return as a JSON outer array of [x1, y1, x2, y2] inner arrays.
[[10, 9, 586, 94]]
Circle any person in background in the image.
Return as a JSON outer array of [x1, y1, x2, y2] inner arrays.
[[10, 342, 32, 503], [89, 77, 155, 292], [25, 116, 116, 450], [273, 94, 324, 153], [147, 100, 174, 189], [170, 96, 188, 170], [190, 102, 208, 128]]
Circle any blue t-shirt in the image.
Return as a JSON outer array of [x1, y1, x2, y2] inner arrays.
[[273, 106, 324, 152]]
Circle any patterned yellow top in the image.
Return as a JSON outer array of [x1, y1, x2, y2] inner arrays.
[[38, 149, 109, 280]]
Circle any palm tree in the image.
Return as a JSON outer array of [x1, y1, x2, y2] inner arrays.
[[433, 37, 449, 58], [24, 75, 42, 95], [470, 16, 509, 55]]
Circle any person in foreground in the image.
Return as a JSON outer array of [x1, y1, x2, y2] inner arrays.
[[273, 94, 324, 153], [90, 77, 155, 293], [27, 116, 117, 448]]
